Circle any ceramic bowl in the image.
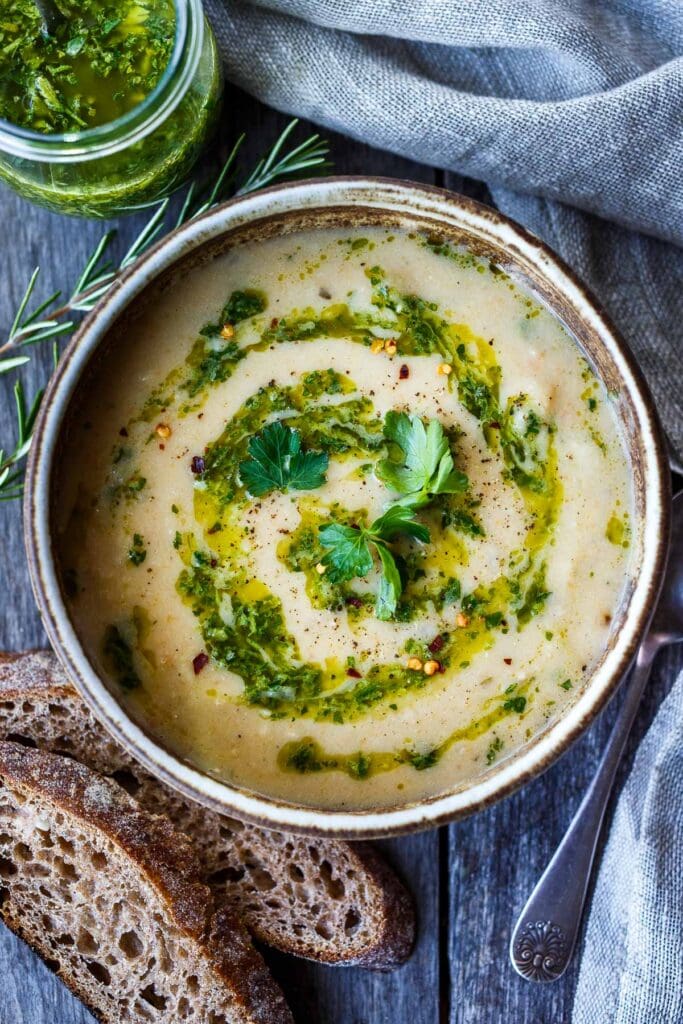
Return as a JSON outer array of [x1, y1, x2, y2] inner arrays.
[[25, 178, 671, 837]]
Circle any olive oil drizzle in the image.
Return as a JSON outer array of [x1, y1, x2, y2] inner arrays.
[[106, 260, 566, 776], [278, 678, 534, 779]]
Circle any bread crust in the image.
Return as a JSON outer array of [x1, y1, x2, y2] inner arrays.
[[0, 739, 293, 1024], [0, 650, 416, 969]]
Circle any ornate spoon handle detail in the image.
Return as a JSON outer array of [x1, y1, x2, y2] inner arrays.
[[511, 920, 569, 981], [510, 643, 658, 981]]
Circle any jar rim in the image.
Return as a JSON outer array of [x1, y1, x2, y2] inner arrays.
[[0, 0, 204, 163]]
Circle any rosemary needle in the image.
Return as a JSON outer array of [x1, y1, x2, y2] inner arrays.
[[0, 121, 330, 502]]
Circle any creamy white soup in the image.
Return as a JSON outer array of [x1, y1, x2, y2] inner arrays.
[[57, 227, 633, 810]]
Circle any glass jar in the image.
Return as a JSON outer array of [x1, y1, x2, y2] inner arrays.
[[0, 0, 222, 218]]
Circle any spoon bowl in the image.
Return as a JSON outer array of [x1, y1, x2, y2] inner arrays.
[[511, 486, 682, 981]]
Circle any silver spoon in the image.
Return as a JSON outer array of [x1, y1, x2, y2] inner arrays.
[[510, 487, 683, 982]]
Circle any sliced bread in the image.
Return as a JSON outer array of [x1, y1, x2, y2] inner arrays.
[[0, 651, 415, 969], [0, 739, 293, 1024]]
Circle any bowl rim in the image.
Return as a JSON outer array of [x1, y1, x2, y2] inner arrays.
[[24, 175, 672, 838]]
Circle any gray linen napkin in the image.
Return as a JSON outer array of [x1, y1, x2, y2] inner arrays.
[[205, 0, 683, 457], [203, 2, 683, 1018], [573, 667, 683, 1024]]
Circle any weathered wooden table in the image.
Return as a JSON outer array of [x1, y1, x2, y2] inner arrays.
[[0, 84, 680, 1024]]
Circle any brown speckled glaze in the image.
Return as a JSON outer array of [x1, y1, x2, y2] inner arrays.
[[24, 179, 671, 838]]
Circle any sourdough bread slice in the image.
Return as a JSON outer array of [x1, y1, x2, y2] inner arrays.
[[0, 739, 292, 1024], [0, 651, 415, 969]]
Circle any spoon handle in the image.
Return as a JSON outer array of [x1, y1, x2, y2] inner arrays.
[[509, 639, 658, 982]]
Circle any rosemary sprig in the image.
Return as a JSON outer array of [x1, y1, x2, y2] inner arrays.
[[0, 381, 43, 501], [237, 119, 328, 195], [0, 121, 329, 501]]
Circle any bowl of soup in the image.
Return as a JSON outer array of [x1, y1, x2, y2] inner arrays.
[[25, 178, 671, 836]]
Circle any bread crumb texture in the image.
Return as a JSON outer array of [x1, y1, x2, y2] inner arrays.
[[0, 651, 415, 969], [0, 740, 292, 1023]]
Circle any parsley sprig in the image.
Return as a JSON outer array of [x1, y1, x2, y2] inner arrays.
[[376, 411, 468, 507], [0, 120, 329, 502], [316, 412, 468, 619], [239, 421, 329, 497], [319, 506, 430, 620]]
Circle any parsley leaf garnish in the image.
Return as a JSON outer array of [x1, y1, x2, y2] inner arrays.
[[318, 506, 429, 620], [370, 505, 432, 544], [375, 544, 403, 621], [376, 412, 469, 507], [239, 421, 329, 497], [317, 522, 375, 580]]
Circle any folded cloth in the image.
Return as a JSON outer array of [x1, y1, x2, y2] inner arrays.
[[205, 0, 683, 457], [207, 0, 683, 244], [204, 4, 683, 1017], [573, 669, 683, 1024]]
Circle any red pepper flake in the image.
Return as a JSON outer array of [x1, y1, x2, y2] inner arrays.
[[488, 420, 501, 429], [399, 364, 409, 380], [191, 455, 205, 474], [193, 653, 209, 675], [119, 426, 128, 437], [208, 523, 221, 535], [270, 317, 279, 328], [428, 634, 445, 654], [210, 558, 218, 568], [345, 596, 363, 608], [436, 661, 446, 674], [346, 667, 362, 679], [503, 657, 512, 665]]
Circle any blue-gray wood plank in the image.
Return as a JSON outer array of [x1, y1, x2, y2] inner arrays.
[[0, 86, 680, 1024]]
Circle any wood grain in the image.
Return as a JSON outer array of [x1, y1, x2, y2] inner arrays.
[[0, 81, 680, 1024]]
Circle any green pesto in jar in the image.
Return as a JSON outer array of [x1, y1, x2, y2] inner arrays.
[[0, 0, 222, 216], [0, 0, 175, 132]]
